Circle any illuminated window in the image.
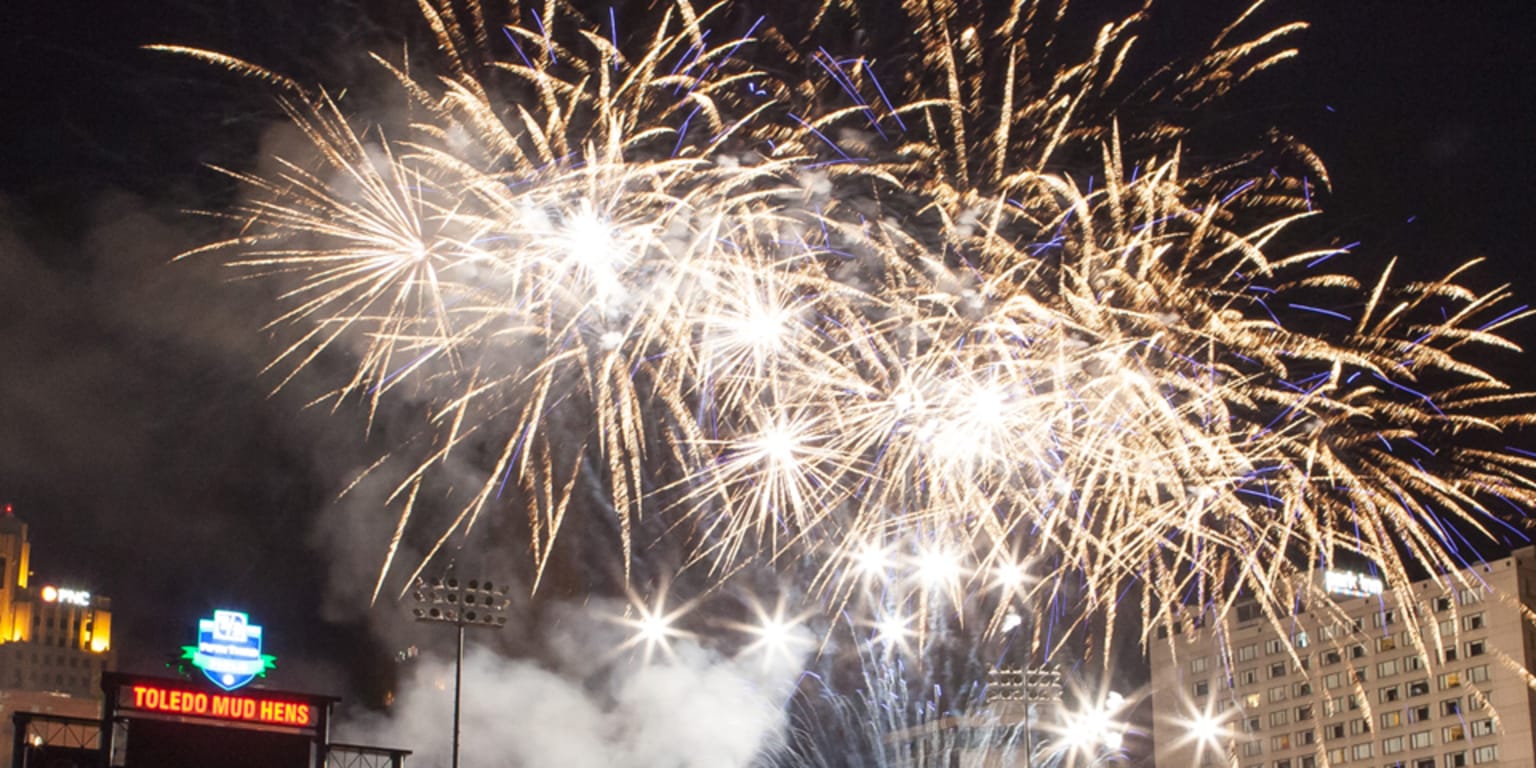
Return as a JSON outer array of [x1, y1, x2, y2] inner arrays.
[[1245, 693, 1262, 709], [1381, 710, 1403, 729], [1442, 724, 1465, 743], [1377, 636, 1398, 652], [1271, 734, 1291, 751]]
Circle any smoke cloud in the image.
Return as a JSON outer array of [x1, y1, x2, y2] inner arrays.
[[337, 601, 809, 768]]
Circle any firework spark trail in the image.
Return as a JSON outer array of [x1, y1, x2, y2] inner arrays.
[[182, 0, 1536, 671]]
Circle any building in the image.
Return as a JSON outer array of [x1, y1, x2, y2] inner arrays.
[[0, 506, 113, 767], [1150, 547, 1536, 768]]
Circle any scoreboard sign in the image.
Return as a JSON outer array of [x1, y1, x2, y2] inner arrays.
[[122, 682, 317, 730], [103, 672, 339, 768]]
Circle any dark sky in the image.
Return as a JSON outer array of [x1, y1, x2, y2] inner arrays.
[[2, 0, 1535, 705]]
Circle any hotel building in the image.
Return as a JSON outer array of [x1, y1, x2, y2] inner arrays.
[[1150, 547, 1536, 768]]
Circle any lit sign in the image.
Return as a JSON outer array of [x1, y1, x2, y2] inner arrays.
[[181, 610, 276, 691], [124, 684, 312, 728], [1325, 569, 1384, 598], [40, 585, 91, 607]]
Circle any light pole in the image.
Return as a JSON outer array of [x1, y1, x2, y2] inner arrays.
[[412, 575, 508, 768], [986, 664, 1062, 767]]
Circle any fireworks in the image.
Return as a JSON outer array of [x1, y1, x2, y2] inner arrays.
[[184, 0, 1535, 675]]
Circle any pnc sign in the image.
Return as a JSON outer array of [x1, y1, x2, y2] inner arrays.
[[40, 585, 91, 607], [182, 609, 277, 691]]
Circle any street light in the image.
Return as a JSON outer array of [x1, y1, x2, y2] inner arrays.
[[412, 575, 509, 768]]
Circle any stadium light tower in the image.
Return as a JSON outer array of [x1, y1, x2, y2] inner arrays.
[[412, 575, 509, 768]]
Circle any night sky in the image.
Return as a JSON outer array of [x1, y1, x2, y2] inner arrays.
[[2, 0, 1535, 711]]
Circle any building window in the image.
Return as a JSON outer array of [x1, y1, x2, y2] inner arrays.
[[1404, 654, 1425, 672], [1409, 679, 1431, 697], [1294, 704, 1313, 722], [1192, 656, 1209, 673], [1269, 710, 1290, 728], [1433, 596, 1452, 612], [1444, 750, 1468, 768], [1409, 704, 1431, 724], [1438, 619, 1456, 636], [1462, 613, 1485, 631], [1241, 740, 1263, 757], [1380, 684, 1401, 703], [1466, 665, 1490, 684], [1325, 748, 1345, 765], [1246, 717, 1262, 733], [1382, 736, 1405, 754], [1269, 662, 1287, 679], [1350, 643, 1367, 659], [1472, 745, 1498, 764], [1322, 650, 1342, 666], [1266, 639, 1285, 656], [1381, 710, 1403, 729], [1241, 669, 1259, 686], [1324, 672, 1344, 690], [1269, 685, 1288, 704], [1325, 723, 1345, 740], [1442, 724, 1465, 743], [1441, 698, 1461, 717], [1468, 718, 1495, 738], [1293, 681, 1313, 697], [1271, 734, 1291, 751], [1295, 729, 1315, 746], [1464, 640, 1485, 658], [1377, 635, 1398, 652], [1239, 644, 1258, 662], [1349, 717, 1371, 736], [1409, 730, 1432, 749], [1458, 588, 1482, 606], [1351, 742, 1373, 760]]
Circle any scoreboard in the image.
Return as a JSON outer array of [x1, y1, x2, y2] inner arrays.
[[102, 673, 338, 768]]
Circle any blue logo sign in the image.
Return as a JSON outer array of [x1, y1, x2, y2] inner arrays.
[[180, 610, 277, 691]]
